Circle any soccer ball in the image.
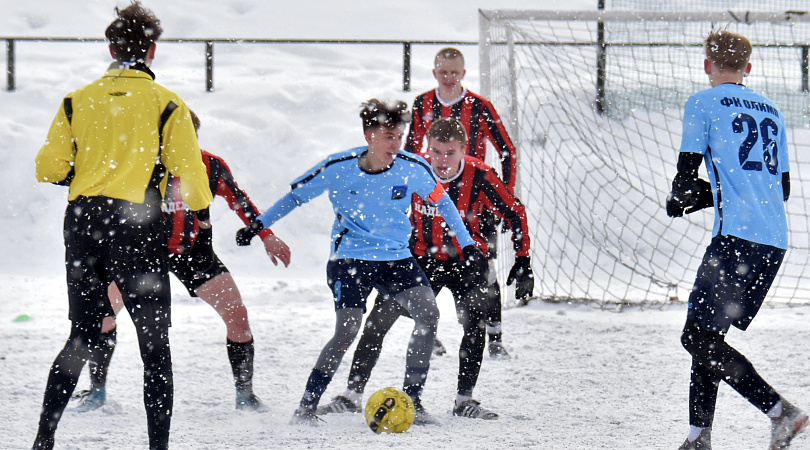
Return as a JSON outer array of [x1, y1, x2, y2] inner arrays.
[[364, 387, 415, 434]]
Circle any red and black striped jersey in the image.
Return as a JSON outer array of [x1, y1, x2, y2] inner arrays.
[[411, 155, 530, 261], [163, 149, 273, 254], [405, 88, 518, 193]]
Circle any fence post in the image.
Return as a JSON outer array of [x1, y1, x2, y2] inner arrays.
[[205, 41, 214, 92], [802, 45, 809, 93], [595, 1, 606, 115], [7, 39, 15, 91], [403, 42, 411, 91]]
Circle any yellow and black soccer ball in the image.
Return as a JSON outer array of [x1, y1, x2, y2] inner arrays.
[[364, 387, 415, 433]]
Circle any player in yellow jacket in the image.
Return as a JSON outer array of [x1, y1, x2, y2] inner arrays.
[[32, 3, 212, 449]]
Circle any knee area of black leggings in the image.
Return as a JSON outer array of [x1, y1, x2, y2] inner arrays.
[[462, 317, 487, 335], [428, 304, 441, 323], [681, 320, 721, 355], [337, 325, 361, 346], [410, 299, 440, 325], [456, 303, 485, 327], [70, 320, 103, 341]]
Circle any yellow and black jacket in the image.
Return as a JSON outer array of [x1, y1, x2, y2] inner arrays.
[[36, 64, 213, 211]]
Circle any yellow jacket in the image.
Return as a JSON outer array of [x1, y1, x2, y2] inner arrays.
[[35, 67, 213, 210]]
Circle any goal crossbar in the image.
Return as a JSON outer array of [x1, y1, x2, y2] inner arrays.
[[479, 10, 810, 24]]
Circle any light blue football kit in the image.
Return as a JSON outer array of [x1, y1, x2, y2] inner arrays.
[[680, 83, 789, 249], [256, 146, 477, 413], [256, 146, 474, 260], [676, 76, 806, 448], [681, 83, 790, 332]]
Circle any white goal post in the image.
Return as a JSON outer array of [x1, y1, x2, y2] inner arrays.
[[479, 9, 810, 309]]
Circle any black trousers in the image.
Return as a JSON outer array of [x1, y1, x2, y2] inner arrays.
[[36, 195, 173, 450], [347, 255, 488, 397], [681, 319, 779, 428]]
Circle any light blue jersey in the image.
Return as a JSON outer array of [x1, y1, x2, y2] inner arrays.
[[257, 146, 475, 261], [680, 83, 789, 249]]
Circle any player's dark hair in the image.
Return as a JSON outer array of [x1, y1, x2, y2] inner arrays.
[[434, 47, 465, 67], [105, 1, 163, 63], [428, 117, 467, 145], [189, 109, 201, 133], [705, 30, 751, 72], [360, 99, 411, 132]]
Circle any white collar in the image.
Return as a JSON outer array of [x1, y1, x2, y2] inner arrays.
[[435, 87, 467, 106]]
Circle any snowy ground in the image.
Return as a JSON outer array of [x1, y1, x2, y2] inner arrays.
[[2, 1, 810, 449], [3, 275, 810, 449]]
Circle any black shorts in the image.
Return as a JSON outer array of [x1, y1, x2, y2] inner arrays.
[[64, 195, 170, 325], [168, 250, 229, 297], [687, 234, 785, 333], [326, 257, 431, 311], [417, 256, 489, 321], [417, 256, 486, 293]]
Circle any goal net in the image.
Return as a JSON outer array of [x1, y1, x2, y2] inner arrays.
[[479, 10, 810, 309]]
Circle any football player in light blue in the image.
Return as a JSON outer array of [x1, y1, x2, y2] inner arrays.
[[667, 30, 807, 450], [236, 99, 485, 425]]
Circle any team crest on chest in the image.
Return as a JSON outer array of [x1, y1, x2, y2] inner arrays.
[[391, 185, 408, 200]]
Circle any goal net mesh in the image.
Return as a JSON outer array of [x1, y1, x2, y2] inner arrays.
[[480, 10, 810, 309]]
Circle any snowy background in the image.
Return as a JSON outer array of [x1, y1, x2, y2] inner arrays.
[[1, 1, 809, 449]]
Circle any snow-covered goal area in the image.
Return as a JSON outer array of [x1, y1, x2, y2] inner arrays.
[[479, 10, 810, 308]]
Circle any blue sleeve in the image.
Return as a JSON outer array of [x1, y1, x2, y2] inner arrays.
[[435, 192, 475, 248], [256, 191, 304, 229], [255, 153, 339, 228], [779, 123, 790, 174], [679, 95, 709, 155]]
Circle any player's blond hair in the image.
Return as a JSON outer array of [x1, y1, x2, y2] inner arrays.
[[705, 30, 751, 72], [434, 47, 465, 67]]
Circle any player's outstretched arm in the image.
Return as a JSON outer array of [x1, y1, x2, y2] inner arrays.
[[236, 192, 302, 246], [262, 234, 291, 267]]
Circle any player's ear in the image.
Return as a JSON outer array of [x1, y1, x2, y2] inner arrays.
[[703, 59, 712, 75], [364, 128, 374, 144], [109, 44, 116, 60], [744, 62, 752, 77]]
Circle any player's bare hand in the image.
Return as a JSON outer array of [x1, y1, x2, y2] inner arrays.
[[262, 234, 291, 267]]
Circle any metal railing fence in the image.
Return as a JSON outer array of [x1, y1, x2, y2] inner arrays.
[[3, 37, 476, 92]]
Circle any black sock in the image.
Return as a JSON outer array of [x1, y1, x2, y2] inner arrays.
[[89, 329, 117, 389], [226, 339, 254, 394]]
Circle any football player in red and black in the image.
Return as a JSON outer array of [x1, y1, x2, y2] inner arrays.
[[406, 48, 521, 357]]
